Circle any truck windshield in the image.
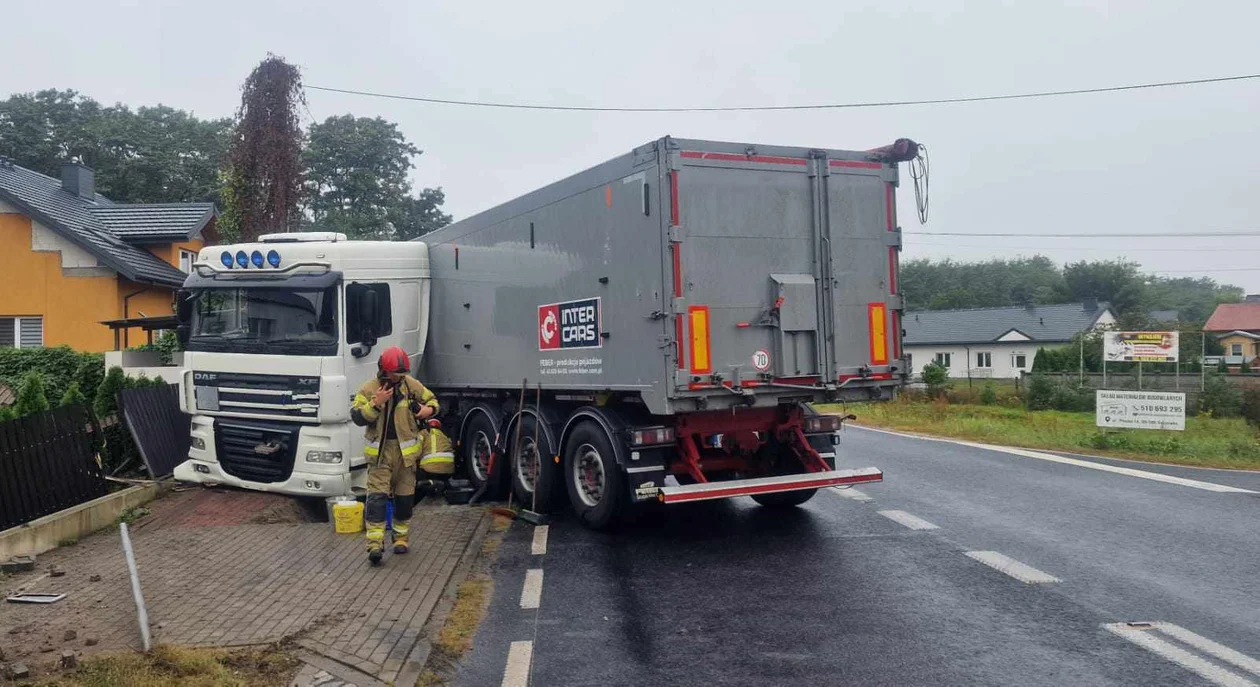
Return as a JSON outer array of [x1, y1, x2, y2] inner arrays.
[[186, 286, 338, 356]]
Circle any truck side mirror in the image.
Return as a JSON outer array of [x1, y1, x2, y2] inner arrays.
[[360, 289, 379, 347], [175, 290, 193, 323], [176, 324, 190, 347]]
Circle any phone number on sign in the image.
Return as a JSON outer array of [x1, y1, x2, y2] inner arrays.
[[1134, 405, 1177, 413]]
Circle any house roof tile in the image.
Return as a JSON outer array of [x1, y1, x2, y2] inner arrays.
[[0, 163, 207, 287], [903, 302, 1113, 346], [1204, 303, 1260, 332]]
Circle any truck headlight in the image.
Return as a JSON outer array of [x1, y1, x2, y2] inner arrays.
[[305, 450, 343, 464], [191, 436, 206, 451]]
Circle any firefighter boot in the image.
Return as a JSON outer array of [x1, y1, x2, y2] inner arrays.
[[365, 492, 388, 565], [392, 494, 414, 554]]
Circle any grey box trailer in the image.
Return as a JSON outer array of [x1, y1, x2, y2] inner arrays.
[[420, 136, 915, 528]]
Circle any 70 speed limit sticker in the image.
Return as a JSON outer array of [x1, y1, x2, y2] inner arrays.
[[751, 349, 771, 371]]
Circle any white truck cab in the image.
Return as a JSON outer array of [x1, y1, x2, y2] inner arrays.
[[172, 233, 430, 497]]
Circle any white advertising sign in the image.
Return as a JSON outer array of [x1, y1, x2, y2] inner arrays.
[[1103, 331, 1179, 363], [1095, 390, 1185, 431]]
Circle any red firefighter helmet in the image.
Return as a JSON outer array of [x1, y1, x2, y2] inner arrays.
[[378, 346, 410, 375]]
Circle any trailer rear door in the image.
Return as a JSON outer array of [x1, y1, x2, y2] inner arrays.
[[669, 145, 899, 394]]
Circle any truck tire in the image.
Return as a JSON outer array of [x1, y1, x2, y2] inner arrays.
[[510, 413, 563, 513], [751, 489, 818, 508], [563, 421, 625, 530], [462, 411, 505, 498]]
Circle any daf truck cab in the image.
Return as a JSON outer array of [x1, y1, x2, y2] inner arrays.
[[172, 233, 430, 497]]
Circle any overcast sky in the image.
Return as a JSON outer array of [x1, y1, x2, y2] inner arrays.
[[4, 0, 1258, 292]]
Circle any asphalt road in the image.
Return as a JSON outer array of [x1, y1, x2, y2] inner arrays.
[[457, 426, 1260, 686]]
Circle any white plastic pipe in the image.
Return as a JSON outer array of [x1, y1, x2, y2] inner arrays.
[[119, 523, 152, 652]]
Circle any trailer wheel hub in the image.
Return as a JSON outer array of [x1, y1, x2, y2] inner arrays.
[[471, 431, 493, 483], [575, 443, 606, 507], [515, 437, 540, 493]]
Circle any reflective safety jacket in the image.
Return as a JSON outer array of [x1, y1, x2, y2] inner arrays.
[[419, 426, 455, 475], [350, 375, 440, 460]]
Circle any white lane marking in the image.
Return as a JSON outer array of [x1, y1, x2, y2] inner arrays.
[[1154, 623, 1260, 677], [531, 525, 549, 555], [831, 487, 872, 501], [520, 568, 544, 609], [964, 551, 1061, 584], [502, 640, 533, 687], [878, 509, 939, 531], [1104, 623, 1256, 687], [851, 425, 1257, 494]]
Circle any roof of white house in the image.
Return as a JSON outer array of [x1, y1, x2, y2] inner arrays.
[[903, 302, 1114, 346]]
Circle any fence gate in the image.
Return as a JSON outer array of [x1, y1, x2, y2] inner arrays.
[[0, 405, 106, 531], [120, 384, 190, 479]]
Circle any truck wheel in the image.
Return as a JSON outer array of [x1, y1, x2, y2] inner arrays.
[[510, 414, 563, 513], [563, 421, 625, 530], [462, 412, 504, 498], [751, 489, 818, 508]]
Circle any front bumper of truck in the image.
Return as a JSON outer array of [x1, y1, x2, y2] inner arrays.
[[173, 414, 367, 497]]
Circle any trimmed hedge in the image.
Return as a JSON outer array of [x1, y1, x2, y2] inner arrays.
[[0, 346, 103, 406]]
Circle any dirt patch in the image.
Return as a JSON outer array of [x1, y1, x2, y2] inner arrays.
[[29, 643, 301, 686]]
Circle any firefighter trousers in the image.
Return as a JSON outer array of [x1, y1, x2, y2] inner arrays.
[[364, 440, 416, 551]]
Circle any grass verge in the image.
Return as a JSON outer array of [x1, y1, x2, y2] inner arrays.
[[32, 644, 300, 687], [820, 401, 1260, 470]]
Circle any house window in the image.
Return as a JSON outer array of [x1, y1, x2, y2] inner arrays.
[[934, 352, 952, 368], [1012, 354, 1028, 369], [976, 352, 992, 368], [1232, 343, 1244, 356], [0, 317, 44, 348], [179, 249, 197, 274]]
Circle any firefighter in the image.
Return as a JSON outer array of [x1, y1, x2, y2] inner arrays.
[[350, 346, 439, 565]]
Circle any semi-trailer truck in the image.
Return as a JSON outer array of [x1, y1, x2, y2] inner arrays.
[[172, 135, 916, 528]]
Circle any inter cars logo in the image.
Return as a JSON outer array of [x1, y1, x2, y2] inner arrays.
[[539, 298, 601, 351]]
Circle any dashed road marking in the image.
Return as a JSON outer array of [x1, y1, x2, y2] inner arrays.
[[831, 487, 873, 501], [520, 568, 544, 609], [851, 425, 1257, 494], [964, 551, 1061, 584], [1104, 622, 1258, 686], [531, 525, 549, 555], [502, 640, 533, 687], [878, 509, 939, 530]]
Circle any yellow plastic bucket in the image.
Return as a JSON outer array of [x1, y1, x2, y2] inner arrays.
[[328, 497, 363, 534]]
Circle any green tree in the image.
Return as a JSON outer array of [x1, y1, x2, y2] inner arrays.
[[0, 89, 231, 204], [1026, 374, 1055, 411], [1060, 259, 1147, 316], [74, 355, 105, 404], [0, 406, 14, 421], [60, 381, 88, 408], [979, 382, 998, 405], [1199, 375, 1242, 417], [14, 370, 50, 417], [1031, 348, 1050, 373], [93, 366, 128, 419], [221, 55, 306, 240], [921, 362, 950, 398]]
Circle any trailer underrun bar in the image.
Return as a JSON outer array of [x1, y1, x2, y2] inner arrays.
[[657, 467, 883, 504]]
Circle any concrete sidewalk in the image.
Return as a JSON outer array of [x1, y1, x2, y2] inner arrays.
[[0, 487, 488, 684]]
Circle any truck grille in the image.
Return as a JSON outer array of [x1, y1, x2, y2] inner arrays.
[[192, 371, 321, 421], [214, 419, 298, 484]]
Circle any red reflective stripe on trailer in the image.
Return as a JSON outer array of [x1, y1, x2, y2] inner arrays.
[[660, 471, 882, 504], [892, 311, 902, 360], [888, 247, 898, 294], [839, 372, 894, 382], [675, 314, 686, 370], [830, 160, 883, 170], [885, 183, 895, 230], [680, 151, 808, 166], [671, 244, 683, 297], [669, 169, 680, 227]]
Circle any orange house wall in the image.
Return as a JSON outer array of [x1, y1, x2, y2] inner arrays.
[[0, 212, 193, 352]]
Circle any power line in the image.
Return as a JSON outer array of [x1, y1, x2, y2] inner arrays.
[[905, 230, 1260, 238], [305, 73, 1260, 113]]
